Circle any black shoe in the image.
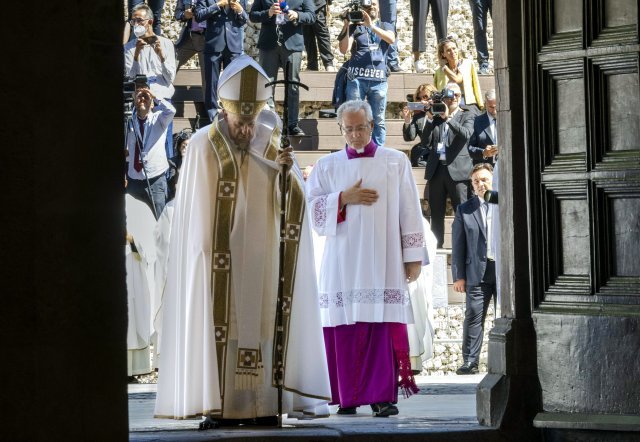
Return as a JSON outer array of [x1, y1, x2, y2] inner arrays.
[[478, 65, 491, 75], [388, 64, 403, 73], [456, 363, 479, 375], [370, 402, 399, 417], [254, 415, 279, 426], [288, 126, 305, 136], [337, 406, 357, 415]]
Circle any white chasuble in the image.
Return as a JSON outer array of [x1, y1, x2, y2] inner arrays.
[[154, 109, 330, 420], [407, 218, 438, 371], [306, 148, 429, 327], [125, 194, 158, 376]]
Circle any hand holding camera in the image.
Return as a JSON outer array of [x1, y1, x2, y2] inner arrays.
[[229, 0, 244, 13]]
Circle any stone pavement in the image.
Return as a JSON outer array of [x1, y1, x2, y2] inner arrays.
[[129, 374, 502, 441]]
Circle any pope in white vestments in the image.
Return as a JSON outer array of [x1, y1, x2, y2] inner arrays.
[[154, 55, 331, 424], [306, 100, 429, 417]]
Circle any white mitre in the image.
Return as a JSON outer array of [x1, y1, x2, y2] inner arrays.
[[218, 55, 271, 117]]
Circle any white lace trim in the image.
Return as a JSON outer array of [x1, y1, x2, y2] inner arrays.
[[319, 289, 410, 309], [401, 232, 425, 249], [313, 195, 328, 228]]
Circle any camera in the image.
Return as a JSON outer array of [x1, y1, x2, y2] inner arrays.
[[430, 88, 456, 115], [407, 102, 427, 112], [344, 0, 372, 24], [123, 74, 148, 117]]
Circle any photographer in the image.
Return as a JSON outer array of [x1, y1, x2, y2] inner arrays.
[[124, 4, 177, 158], [421, 82, 475, 249], [402, 83, 438, 166], [338, 0, 395, 146], [249, 0, 316, 136], [126, 87, 176, 219]]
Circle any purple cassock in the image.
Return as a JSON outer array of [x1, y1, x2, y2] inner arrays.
[[322, 141, 419, 409]]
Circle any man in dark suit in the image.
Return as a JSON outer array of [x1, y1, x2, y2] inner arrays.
[[421, 83, 475, 248], [195, 0, 248, 121], [468, 89, 498, 166], [250, 0, 316, 136], [451, 163, 496, 374], [303, 0, 335, 71]]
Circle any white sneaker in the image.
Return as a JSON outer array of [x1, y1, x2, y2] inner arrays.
[[325, 65, 336, 72], [414, 60, 428, 73]]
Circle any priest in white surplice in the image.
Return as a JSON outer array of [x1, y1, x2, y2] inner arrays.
[[154, 55, 331, 426], [306, 100, 429, 417]]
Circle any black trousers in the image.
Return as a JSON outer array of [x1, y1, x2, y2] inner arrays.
[[303, 5, 334, 70], [469, 0, 492, 66], [426, 162, 469, 248], [462, 260, 496, 366], [410, 0, 449, 53], [204, 49, 242, 121]]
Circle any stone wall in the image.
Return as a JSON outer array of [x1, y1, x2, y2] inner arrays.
[[425, 306, 495, 375], [151, 0, 493, 72]]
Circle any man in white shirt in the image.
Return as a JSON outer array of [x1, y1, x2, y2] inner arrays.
[[124, 4, 177, 158], [126, 87, 176, 218], [451, 163, 496, 374], [306, 99, 428, 417]]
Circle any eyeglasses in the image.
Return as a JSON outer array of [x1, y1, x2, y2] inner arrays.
[[444, 93, 462, 100], [130, 17, 150, 24], [339, 124, 371, 134]]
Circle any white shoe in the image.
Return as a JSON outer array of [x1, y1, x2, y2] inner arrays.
[[325, 65, 336, 72], [414, 60, 428, 73]]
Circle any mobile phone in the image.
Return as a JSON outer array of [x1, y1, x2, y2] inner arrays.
[[407, 102, 426, 111], [143, 35, 158, 45]]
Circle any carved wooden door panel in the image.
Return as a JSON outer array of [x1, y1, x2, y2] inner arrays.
[[526, 0, 640, 431]]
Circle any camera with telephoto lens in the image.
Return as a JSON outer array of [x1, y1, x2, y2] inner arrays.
[[430, 88, 456, 116], [123, 74, 148, 117], [344, 0, 373, 24]]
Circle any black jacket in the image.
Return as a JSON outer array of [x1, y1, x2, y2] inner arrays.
[[422, 109, 475, 182], [249, 0, 316, 51]]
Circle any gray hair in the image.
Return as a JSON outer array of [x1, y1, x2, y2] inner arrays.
[[336, 100, 374, 125], [485, 89, 496, 101], [131, 4, 153, 20]]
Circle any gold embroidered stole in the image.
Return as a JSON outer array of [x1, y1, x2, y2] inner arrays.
[[208, 119, 306, 396], [208, 120, 238, 399]]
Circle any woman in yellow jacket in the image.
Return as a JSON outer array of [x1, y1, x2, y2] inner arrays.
[[434, 37, 484, 114]]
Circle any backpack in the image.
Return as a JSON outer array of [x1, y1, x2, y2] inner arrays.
[[331, 59, 351, 110]]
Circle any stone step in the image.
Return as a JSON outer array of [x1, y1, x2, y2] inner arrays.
[[173, 69, 496, 103], [173, 117, 418, 151]]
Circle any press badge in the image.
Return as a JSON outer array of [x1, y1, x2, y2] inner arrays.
[[436, 142, 445, 154], [370, 44, 383, 63]]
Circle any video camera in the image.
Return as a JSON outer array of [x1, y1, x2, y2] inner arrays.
[[344, 0, 373, 24], [123, 74, 149, 117], [430, 88, 456, 115]]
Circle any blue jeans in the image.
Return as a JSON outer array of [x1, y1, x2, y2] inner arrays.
[[346, 78, 388, 146]]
